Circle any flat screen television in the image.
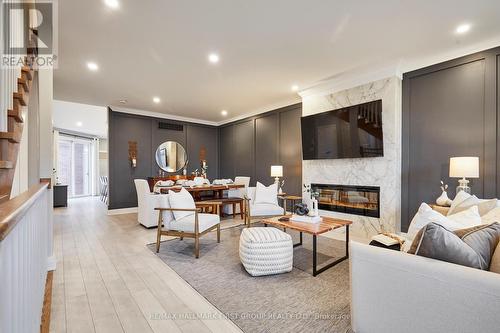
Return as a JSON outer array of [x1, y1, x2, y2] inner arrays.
[[301, 100, 383, 160]]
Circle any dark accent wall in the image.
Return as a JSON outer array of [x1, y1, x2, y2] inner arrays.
[[401, 46, 500, 231], [218, 103, 303, 195], [108, 110, 218, 209]]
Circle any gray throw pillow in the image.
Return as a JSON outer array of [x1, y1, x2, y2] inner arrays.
[[411, 222, 500, 270]]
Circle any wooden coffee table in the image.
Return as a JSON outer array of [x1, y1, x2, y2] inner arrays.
[[261, 215, 352, 276]]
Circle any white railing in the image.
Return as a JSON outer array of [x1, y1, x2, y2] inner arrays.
[[0, 183, 51, 333]]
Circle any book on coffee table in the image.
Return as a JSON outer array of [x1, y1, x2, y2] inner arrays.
[[290, 215, 322, 224], [371, 234, 399, 246]]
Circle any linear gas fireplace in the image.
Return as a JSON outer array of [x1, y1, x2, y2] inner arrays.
[[311, 184, 380, 218]]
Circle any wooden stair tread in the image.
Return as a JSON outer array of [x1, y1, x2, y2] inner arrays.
[[13, 92, 27, 106], [0, 161, 14, 169], [8, 109, 23, 123], [18, 77, 29, 93], [0, 131, 21, 143], [21, 66, 32, 81]]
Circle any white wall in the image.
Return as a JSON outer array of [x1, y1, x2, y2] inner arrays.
[[301, 76, 402, 239], [53, 100, 108, 138]]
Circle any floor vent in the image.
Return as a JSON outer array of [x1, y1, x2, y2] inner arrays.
[[158, 122, 183, 131]]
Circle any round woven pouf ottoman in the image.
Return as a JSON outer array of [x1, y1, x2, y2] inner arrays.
[[239, 227, 293, 277]]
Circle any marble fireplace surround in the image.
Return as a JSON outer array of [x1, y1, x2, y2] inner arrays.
[[301, 76, 402, 239]]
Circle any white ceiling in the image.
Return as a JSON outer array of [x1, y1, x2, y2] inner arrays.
[[54, 0, 500, 123], [53, 100, 108, 138]]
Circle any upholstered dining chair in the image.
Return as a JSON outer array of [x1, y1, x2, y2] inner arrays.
[[223, 176, 251, 217], [243, 182, 284, 227], [134, 179, 170, 228], [155, 188, 222, 258]]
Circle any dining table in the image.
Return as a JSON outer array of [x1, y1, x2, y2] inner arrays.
[[157, 183, 245, 200]]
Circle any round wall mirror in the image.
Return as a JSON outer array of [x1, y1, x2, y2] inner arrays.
[[155, 141, 188, 173]]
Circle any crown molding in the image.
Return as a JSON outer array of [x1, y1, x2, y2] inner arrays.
[[217, 97, 301, 126], [400, 34, 500, 74], [109, 105, 220, 126], [299, 35, 500, 100], [298, 62, 403, 99]]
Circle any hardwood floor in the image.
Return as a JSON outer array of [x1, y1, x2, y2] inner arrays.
[[50, 196, 242, 333]]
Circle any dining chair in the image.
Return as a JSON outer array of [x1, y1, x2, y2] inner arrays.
[[221, 176, 250, 218], [134, 179, 170, 228]]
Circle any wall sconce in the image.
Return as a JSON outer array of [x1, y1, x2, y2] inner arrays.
[[128, 141, 137, 168]]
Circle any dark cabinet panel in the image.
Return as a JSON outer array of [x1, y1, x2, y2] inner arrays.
[[497, 55, 500, 195], [407, 60, 486, 218], [255, 114, 278, 186], [219, 125, 235, 180], [233, 120, 255, 181], [279, 106, 302, 195], [186, 125, 218, 179], [218, 104, 302, 191], [109, 111, 219, 209], [151, 120, 186, 175], [109, 112, 152, 209], [402, 47, 500, 231]]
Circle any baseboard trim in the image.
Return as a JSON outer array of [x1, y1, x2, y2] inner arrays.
[[107, 207, 138, 215], [47, 255, 56, 271], [40, 271, 53, 333]]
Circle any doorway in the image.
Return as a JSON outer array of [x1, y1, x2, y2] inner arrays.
[[57, 136, 92, 197]]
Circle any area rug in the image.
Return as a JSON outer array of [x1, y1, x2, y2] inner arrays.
[[148, 224, 352, 333]]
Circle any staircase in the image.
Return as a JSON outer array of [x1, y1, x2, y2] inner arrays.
[[0, 65, 34, 202]]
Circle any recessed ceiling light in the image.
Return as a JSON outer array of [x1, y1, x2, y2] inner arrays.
[[86, 62, 99, 71], [456, 23, 471, 34], [104, 0, 119, 9], [119, 99, 127, 104], [208, 53, 220, 64], [221, 110, 228, 116], [153, 97, 161, 104], [291, 85, 299, 92], [76, 121, 83, 127]]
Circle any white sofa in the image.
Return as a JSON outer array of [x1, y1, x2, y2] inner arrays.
[[350, 241, 500, 333]]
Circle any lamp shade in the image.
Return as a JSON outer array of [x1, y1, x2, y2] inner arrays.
[[449, 157, 479, 178], [271, 165, 283, 177]]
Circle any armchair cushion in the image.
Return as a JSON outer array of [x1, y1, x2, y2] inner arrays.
[[168, 188, 196, 220], [250, 203, 284, 217], [165, 213, 220, 233]]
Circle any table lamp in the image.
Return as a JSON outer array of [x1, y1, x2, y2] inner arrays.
[[271, 165, 283, 192], [449, 157, 479, 194]]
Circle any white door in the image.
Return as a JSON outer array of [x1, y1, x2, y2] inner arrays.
[[57, 136, 92, 197]]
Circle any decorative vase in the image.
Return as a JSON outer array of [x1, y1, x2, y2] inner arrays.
[[313, 198, 319, 217], [308, 198, 319, 217], [436, 190, 451, 207]]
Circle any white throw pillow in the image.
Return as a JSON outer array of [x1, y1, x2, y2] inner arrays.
[[481, 206, 500, 225], [447, 190, 471, 215], [406, 203, 481, 245], [168, 188, 196, 221], [447, 205, 482, 227], [254, 182, 278, 205], [450, 195, 497, 216]]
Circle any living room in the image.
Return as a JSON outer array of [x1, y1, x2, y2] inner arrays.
[[1, 1, 500, 333]]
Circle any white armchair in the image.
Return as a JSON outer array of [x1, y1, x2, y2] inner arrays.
[[134, 179, 170, 228], [244, 186, 284, 227], [155, 188, 221, 258]]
